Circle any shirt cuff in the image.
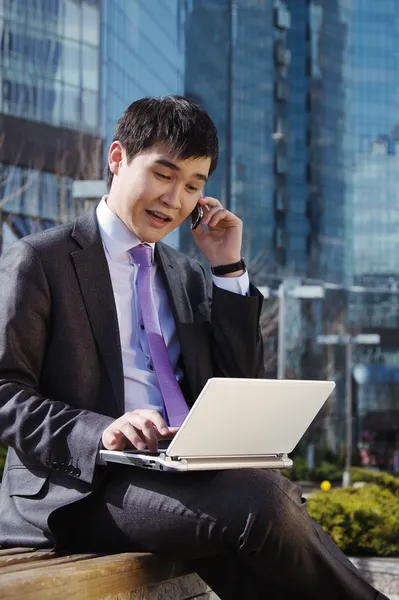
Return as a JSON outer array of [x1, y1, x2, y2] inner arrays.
[[96, 438, 107, 466], [212, 270, 250, 296]]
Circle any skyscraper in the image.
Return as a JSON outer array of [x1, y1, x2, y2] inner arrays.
[[285, 0, 399, 464], [182, 0, 291, 268], [0, 0, 103, 251], [101, 0, 186, 152], [101, 0, 186, 247]]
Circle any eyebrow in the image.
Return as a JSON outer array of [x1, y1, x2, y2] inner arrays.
[[154, 159, 208, 183]]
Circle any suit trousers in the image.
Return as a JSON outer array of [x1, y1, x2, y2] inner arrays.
[[54, 465, 388, 600]]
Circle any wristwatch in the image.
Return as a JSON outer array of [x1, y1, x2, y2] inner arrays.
[[211, 257, 246, 276]]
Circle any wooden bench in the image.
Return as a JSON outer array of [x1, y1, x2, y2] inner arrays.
[[0, 547, 217, 599]]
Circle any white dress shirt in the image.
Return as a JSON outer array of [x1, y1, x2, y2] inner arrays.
[[96, 197, 249, 414]]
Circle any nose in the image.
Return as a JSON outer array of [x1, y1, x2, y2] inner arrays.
[[160, 183, 182, 210]]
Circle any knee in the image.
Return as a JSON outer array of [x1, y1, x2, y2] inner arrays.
[[213, 469, 307, 546], [215, 469, 303, 520]]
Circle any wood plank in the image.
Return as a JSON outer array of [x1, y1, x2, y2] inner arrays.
[[0, 552, 192, 600], [0, 551, 55, 568], [0, 548, 36, 557], [0, 552, 100, 572]]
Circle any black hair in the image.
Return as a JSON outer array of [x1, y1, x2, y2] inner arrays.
[[106, 95, 219, 187]]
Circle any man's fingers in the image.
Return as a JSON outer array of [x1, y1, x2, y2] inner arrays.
[[198, 195, 222, 209], [167, 426, 180, 436], [120, 420, 149, 450], [134, 409, 169, 436], [102, 428, 128, 450], [102, 410, 172, 452], [201, 206, 225, 225]]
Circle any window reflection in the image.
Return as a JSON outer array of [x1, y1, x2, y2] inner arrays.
[[82, 44, 99, 91], [0, 165, 22, 213], [0, 0, 100, 133], [82, 1, 100, 47], [82, 89, 98, 131], [62, 84, 82, 128], [63, 39, 80, 86], [64, 0, 81, 41]]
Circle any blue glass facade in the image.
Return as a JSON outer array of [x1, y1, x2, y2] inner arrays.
[[284, 0, 399, 462], [0, 0, 102, 251], [284, 0, 309, 276], [101, 0, 186, 247], [101, 0, 185, 151], [0, 0, 101, 133], [344, 0, 399, 327], [182, 0, 291, 266]]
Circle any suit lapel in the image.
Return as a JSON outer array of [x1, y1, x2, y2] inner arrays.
[[71, 209, 124, 414]]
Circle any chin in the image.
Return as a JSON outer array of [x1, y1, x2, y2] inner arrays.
[[139, 229, 169, 244]]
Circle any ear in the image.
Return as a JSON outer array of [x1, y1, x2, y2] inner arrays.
[[108, 141, 123, 177]]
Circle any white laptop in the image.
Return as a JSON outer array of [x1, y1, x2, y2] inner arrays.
[[99, 378, 335, 472]]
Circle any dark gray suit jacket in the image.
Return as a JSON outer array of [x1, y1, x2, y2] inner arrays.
[[0, 208, 264, 548]]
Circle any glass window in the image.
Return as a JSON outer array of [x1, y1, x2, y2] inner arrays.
[[41, 78, 62, 126], [41, 172, 59, 219], [82, 1, 100, 47], [82, 89, 98, 131], [62, 39, 80, 86], [62, 84, 82, 128], [64, 0, 81, 41], [21, 168, 40, 217], [82, 43, 99, 91], [26, 0, 45, 33], [0, 165, 22, 213]]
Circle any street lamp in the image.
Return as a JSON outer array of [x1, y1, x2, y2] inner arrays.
[[317, 333, 381, 487]]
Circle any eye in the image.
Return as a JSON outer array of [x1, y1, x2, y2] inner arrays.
[[155, 172, 171, 181], [186, 184, 199, 193]]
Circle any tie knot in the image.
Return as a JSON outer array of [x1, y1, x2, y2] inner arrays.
[[130, 244, 152, 267]]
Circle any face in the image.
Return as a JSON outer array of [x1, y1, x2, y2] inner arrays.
[[107, 143, 211, 243]]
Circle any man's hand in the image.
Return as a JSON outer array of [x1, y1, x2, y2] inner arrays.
[[102, 409, 179, 453], [192, 196, 243, 270]]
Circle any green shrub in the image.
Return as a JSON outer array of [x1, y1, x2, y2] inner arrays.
[[307, 484, 399, 557], [280, 455, 309, 481], [308, 461, 343, 483], [281, 459, 343, 483], [350, 467, 399, 495]]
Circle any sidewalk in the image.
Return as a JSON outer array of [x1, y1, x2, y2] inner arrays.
[[349, 557, 399, 599], [206, 557, 399, 599]]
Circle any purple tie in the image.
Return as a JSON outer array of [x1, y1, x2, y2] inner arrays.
[[130, 244, 189, 427]]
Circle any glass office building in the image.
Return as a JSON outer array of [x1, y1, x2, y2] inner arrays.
[[284, 0, 399, 464], [101, 0, 186, 152], [0, 0, 100, 132], [0, 0, 102, 250], [286, 0, 347, 284], [182, 0, 291, 267], [0, 0, 186, 250], [342, 0, 399, 466], [101, 0, 186, 247]]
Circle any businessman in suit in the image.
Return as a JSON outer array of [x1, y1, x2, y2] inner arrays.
[[0, 96, 387, 599]]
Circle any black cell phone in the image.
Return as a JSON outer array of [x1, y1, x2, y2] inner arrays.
[[190, 203, 204, 230]]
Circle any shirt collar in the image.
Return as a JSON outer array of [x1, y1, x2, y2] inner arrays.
[[96, 196, 155, 263]]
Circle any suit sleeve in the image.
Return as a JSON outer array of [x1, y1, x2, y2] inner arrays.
[[0, 241, 114, 485], [208, 270, 267, 379]]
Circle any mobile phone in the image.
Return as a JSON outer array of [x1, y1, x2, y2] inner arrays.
[[190, 203, 204, 230]]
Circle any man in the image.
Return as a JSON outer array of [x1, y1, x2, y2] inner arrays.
[[0, 97, 387, 599]]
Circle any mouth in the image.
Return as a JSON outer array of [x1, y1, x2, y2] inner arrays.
[[146, 210, 173, 225]]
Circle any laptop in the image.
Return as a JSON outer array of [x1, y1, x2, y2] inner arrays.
[[99, 377, 335, 472]]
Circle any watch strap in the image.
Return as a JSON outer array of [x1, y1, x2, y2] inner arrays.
[[211, 258, 246, 276]]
